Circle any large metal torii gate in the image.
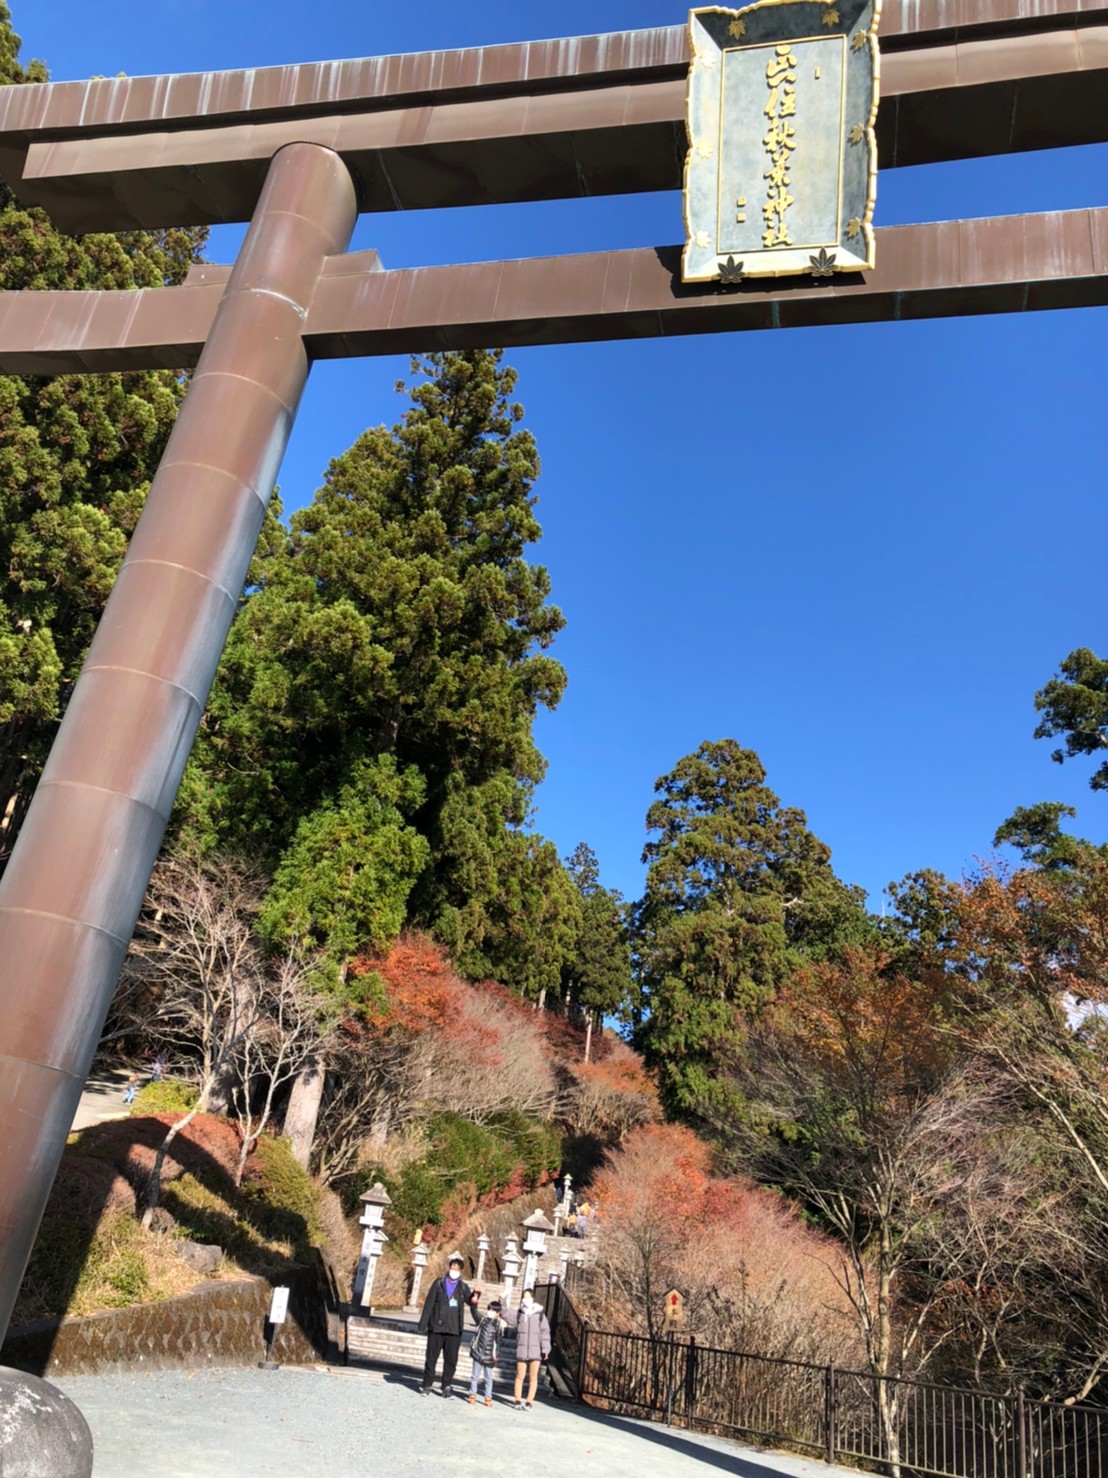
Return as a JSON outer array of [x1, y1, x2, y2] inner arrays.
[[0, 0, 1105, 1346]]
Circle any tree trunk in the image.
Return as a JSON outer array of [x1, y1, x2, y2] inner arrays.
[[141, 1098, 206, 1228], [284, 1056, 325, 1169], [367, 1099, 391, 1153], [535, 986, 546, 1013], [584, 1011, 594, 1064]]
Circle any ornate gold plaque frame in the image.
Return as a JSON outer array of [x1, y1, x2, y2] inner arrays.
[[682, 0, 881, 282]]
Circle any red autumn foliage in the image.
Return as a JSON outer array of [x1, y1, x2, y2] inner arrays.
[[593, 1123, 859, 1362], [76, 1112, 256, 1195], [537, 1008, 614, 1064], [567, 1039, 661, 1141], [356, 933, 459, 1036], [45, 1154, 136, 1226], [352, 933, 556, 1122]]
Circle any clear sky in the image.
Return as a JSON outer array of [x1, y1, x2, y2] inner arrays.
[[14, 1, 1108, 909]]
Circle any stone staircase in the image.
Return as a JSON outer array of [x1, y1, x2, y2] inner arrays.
[[346, 1311, 550, 1394], [531, 1229, 599, 1285], [345, 1207, 599, 1392]]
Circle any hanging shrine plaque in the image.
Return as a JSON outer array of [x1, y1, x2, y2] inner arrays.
[[682, 0, 881, 283]]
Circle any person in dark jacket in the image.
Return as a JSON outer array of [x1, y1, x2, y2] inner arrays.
[[417, 1252, 482, 1396], [467, 1298, 507, 1407]]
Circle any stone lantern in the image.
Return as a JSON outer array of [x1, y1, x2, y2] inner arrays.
[[520, 1208, 555, 1293], [501, 1234, 522, 1312], [475, 1233, 491, 1284], [406, 1239, 430, 1314], [553, 1172, 572, 1236], [353, 1181, 391, 1308]]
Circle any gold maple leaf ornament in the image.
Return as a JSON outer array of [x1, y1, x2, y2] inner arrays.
[[851, 31, 868, 51], [849, 123, 865, 145], [821, 6, 840, 25], [846, 218, 862, 238], [718, 255, 746, 285], [809, 247, 837, 277], [728, 17, 747, 39]]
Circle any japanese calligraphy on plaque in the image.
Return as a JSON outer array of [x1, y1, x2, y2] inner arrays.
[[682, 0, 881, 282]]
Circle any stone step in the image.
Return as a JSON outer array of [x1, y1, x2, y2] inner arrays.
[[347, 1336, 552, 1389], [346, 1321, 549, 1391]]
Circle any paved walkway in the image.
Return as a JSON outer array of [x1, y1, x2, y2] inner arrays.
[[54, 1365, 873, 1478], [70, 1068, 136, 1132]]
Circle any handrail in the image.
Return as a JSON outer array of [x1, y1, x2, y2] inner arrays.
[[536, 1279, 1108, 1478]]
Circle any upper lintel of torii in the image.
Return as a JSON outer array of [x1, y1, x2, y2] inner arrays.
[[0, 0, 1104, 232]]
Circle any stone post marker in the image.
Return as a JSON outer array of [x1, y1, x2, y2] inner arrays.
[[406, 1241, 430, 1314], [354, 1182, 391, 1308], [476, 1233, 490, 1284], [554, 1173, 572, 1236], [502, 1235, 522, 1312]]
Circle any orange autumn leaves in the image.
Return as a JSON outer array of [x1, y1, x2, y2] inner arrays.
[[593, 1121, 856, 1358], [352, 933, 557, 1122]]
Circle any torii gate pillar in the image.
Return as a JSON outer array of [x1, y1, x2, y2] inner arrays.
[[0, 142, 357, 1339]]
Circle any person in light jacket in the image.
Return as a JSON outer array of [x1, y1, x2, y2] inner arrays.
[[511, 1288, 551, 1411]]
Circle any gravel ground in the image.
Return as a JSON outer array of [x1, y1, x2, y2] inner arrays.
[[53, 1364, 871, 1478]]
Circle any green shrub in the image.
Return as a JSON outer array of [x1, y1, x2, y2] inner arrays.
[[377, 1111, 560, 1236], [131, 1078, 199, 1116], [76, 1214, 150, 1309], [16, 1212, 90, 1318], [243, 1136, 322, 1260], [387, 1159, 448, 1231], [486, 1111, 561, 1184], [426, 1113, 515, 1198], [165, 1173, 293, 1274]]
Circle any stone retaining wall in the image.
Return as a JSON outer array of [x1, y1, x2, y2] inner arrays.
[[1, 1270, 325, 1378]]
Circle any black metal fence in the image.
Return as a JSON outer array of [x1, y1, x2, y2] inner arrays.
[[535, 1281, 1108, 1478]]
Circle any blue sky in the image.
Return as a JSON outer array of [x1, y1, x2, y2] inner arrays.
[[15, 2, 1108, 908]]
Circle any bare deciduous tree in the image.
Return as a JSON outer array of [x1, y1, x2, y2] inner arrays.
[[230, 949, 333, 1185], [112, 854, 329, 1220]]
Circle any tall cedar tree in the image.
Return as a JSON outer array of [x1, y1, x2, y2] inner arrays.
[[562, 841, 634, 1032], [180, 350, 568, 979], [1032, 647, 1108, 792], [0, 2, 207, 868], [633, 738, 873, 1126], [993, 649, 1107, 871]]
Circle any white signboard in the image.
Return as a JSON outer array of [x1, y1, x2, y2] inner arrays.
[[268, 1286, 290, 1325]]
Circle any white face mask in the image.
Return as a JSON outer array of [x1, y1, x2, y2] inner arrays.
[[521, 1298, 534, 1311]]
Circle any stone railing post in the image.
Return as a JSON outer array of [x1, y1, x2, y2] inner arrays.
[[502, 1235, 521, 1312]]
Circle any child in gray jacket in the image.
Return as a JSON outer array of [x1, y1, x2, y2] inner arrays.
[[468, 1298, 507, 1407]]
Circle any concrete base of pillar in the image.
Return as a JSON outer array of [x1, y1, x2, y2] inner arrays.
[[0, 1367, 93, 1477]]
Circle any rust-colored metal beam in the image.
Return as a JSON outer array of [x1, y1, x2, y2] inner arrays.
[[0, 142, 358, 1344], [0, 210, 1103, 376], [306, 209, 1108, 351], [0, 4, 1104, 230]]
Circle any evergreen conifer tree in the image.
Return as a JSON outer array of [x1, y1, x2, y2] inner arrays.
[[634, 739, 872, 1125], [0, 3, 207, 867], [183, 350, 569, 976]]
